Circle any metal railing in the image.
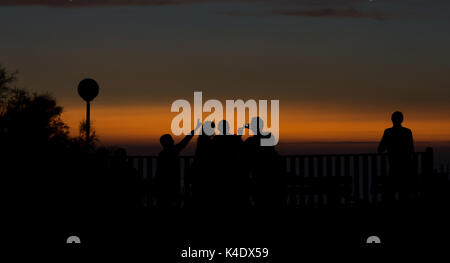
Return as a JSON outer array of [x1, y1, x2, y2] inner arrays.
[[128, 147, 435, 207]]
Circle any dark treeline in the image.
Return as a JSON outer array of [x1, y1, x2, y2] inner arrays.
[[0, 66, 141, 214]]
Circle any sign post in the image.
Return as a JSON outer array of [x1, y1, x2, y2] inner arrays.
[[77, 78, 99, 146]]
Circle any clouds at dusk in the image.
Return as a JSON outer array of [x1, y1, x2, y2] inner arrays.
[[216, 0, 438, 20], [220, 7, 388, 20], [0, 0, 436, 20], [1, 0, 449, 146], [0, 0, 210, 7], [270, 7, 387, 20]]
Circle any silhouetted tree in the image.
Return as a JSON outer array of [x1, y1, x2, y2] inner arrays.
[[0, 88, 69, 146], [0, 65, 17, 120], [76, 119, 99, 148], [0, 65, 74, 211], [0, 65, 146, 214], [1, 65, 69, 147]]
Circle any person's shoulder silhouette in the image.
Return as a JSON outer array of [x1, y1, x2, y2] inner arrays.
[[378, 111, 414, 155], [377, 112, 417, 202]]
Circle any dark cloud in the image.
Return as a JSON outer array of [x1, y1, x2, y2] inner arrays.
[[0, 0, 399, 20], [0, 0, 211, 7], [0, 0, 383, 7], [271, 7, 388, 20]]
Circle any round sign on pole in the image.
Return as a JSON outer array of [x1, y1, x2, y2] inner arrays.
[[78, 78, 99, 147], [78, 78, 99, 102]]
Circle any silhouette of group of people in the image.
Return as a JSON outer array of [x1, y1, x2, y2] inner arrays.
[[155, 117, 284, 209], [152, 111, 421, 209], [1, 108, 427, 212], [1, 66, 445, 212]]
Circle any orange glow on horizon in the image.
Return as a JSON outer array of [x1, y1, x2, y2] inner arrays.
[[62, 104, 450, 145]]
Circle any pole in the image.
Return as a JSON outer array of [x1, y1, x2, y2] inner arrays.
[[86, 101, 90, 146]]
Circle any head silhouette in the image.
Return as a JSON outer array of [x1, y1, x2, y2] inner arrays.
[[202, 121, 215, 136], [391, 111, 404, 127], [218, 120, 230, 135], [250, 117, 264, 135], [160, 134, 174, 148]]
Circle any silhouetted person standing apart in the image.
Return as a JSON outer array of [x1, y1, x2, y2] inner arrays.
[[156, 120, 201, 207], [378, 111, 415, 202]]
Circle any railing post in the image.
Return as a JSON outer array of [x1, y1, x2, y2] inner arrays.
[[370, 154, 378, 203], [298, 156, 305, 178], [137, 157, 144, 179], [423, 147, 434, 175], [362, 155, 369, 203], [146, 157, 153, 207], [380, 154, 387, 177], [290, 157, 297, 176], [353, 155, 360, 202]]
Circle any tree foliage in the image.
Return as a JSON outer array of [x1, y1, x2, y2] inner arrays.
[[0, 65, 69, 148]]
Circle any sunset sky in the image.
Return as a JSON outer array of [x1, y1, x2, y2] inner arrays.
[[1, 0, 450, 155]]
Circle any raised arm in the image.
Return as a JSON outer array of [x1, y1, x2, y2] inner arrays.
[[175, 119, 202, 152]]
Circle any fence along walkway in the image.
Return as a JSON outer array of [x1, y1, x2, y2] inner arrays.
[[128, 148, 434, 207]]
